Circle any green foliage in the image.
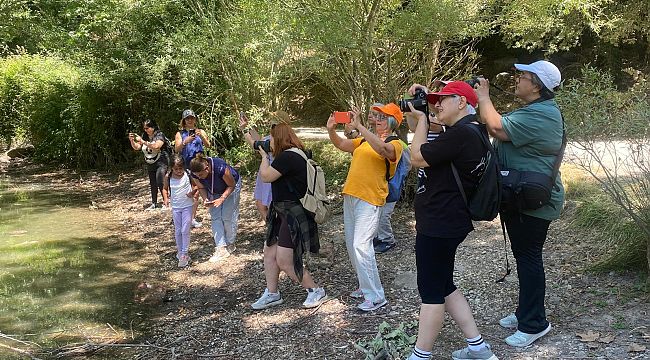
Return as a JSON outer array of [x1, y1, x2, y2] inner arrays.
[[355, 321, 418, 360], [565, 168, 648, 273], [494, 0, 650, 54], [557, 66, 650, 140], [304, 140, 351, 191]]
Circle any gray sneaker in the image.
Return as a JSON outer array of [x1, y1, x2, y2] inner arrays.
[[452, 344, 499, 360], [505, 323, 552, 347], [499, 313, 518, 329], [251, 288, 284, 310], [302, 287, 326, 308]]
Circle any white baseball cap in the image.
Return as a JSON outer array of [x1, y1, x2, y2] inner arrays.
[[514, 60, 561, 91]]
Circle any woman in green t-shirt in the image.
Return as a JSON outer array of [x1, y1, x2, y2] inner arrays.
[[475, 60, 565, 348]]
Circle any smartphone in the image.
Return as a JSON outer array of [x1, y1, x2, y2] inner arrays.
[[333, 111, 352, 124], [239, 111, 247, 120], [188, 128, 196, 136]]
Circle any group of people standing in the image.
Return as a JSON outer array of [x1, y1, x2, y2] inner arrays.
[[129, 109, 241, 267], [128, 59, 565, 360]]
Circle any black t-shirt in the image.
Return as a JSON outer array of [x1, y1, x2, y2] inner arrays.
[[414, 115, 488, 238], [270, 149, 308, 202], [142, 130, 170, 170]]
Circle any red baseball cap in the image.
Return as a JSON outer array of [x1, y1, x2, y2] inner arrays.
[[371, 103, 403, 125], [426, 81, 478, 108]]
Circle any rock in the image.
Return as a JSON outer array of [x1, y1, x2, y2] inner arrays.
[[7, 144, 35, 158]]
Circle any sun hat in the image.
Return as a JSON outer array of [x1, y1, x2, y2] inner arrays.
[[426, 81, 478, 107], [371, 103, 403, 125], [514, 60, 561, 90]]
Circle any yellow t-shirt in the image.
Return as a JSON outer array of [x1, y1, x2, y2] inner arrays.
[[342, 137, 403, 206]]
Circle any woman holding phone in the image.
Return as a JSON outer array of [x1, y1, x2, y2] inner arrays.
[[128, 119, 171, 211], [175, 109, 211, 228], [326, 103, 404, 312], [189, 153, 241, 263]]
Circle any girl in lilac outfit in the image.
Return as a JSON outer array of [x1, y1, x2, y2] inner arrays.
[[163, 155, 196, 267]]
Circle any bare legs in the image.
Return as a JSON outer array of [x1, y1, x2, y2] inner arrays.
[[414, 289, 480, 351], [263, 243, 316, 292]]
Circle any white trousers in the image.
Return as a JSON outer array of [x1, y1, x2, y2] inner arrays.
[[343, 195, 385, 302]]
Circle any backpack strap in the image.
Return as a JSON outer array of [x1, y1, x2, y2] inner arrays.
[[450, 123, 493, 206], [284, 148, 311, 197]]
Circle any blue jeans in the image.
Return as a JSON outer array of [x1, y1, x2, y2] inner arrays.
[[209, 179, 241, 248]]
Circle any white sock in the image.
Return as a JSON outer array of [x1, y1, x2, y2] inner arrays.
[[408, 346, 431, 360], [467, 334, 486, 351]]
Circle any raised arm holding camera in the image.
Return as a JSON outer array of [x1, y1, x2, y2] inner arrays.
[[475, 61, 565, 348], [405, 81, 499, 360], [239, 110, 291, 222]]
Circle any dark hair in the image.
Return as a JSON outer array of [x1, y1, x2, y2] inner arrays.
[[530, 73, 555, 100], [143, 119, 159, 131], [270, 123, 304, 157], [189, 153, 209, 173], [170, 154, 184, 169]]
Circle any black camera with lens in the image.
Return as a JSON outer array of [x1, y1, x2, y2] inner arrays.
[[465, 76, 483, 88], [253, 139, 271, 153], [399, 88, 429, 113]]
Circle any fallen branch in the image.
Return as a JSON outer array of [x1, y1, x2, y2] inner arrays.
[[0, 342, 42, 360]]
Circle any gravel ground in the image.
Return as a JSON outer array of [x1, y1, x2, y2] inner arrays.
[[2, 159, 648, 360]]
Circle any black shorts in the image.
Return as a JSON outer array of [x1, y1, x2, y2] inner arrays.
[[268, 212, 295, 249], [415, 232, 465, 304]]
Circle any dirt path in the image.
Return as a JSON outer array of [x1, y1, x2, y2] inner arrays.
[[2, 160, 648, 359]]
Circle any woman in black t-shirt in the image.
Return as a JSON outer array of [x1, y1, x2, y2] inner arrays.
[[250, 123, 326, 310], [128, 119, 171, 210]]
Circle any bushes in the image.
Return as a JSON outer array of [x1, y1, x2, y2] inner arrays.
[[558, 67, 650, 275]]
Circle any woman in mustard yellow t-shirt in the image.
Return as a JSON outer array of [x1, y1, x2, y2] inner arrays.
[[326, 103, 404, 312]]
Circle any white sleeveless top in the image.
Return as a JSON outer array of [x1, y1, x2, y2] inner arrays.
[[169, 172, 194, 209]]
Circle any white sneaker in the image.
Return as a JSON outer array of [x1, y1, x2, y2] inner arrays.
[[303, 287, 326, 308], [192, 219, 202, 228], [251, 288, 284, 310], [144, 203, 156, 211], [208, 246, 230, 263], [357, 298, 388, 312]]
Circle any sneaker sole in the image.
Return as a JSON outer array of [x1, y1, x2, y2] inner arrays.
[[506, 323, 552, 347], [453, 355, 499, 360], [357, 299, 388, 312], [251, 298, 284, 310], [302, 295, 328, 309]]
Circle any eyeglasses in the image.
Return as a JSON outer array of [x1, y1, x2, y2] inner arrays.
[[192, 166, 209, 176], [515, 72, 534, 82], [375, 114, 388, 121], [435, 95, 458, 104]]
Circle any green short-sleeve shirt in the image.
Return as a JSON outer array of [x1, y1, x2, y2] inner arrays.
[[496, 99, 565, 220]]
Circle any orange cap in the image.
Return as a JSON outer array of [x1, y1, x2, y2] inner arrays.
[[371, 103, 403, 125]]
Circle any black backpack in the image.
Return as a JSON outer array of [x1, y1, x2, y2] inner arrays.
[[451, 123, 501, 221]]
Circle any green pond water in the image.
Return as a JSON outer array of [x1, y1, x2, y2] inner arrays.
[[0, 174, 149, 353]]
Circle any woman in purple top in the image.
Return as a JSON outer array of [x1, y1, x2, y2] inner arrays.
[[189, 153, 241, 263]]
